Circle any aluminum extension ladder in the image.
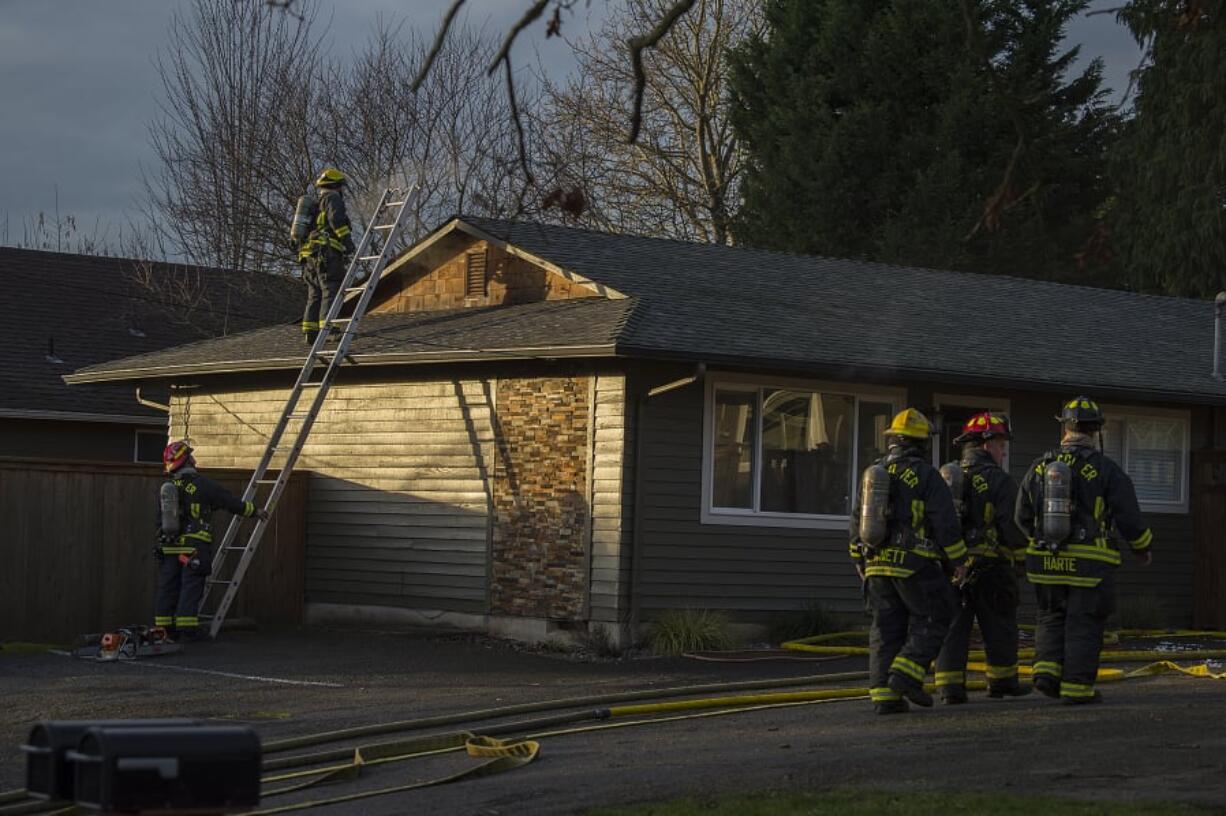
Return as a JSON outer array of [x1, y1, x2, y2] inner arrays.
[[201, 184, 418, 639]]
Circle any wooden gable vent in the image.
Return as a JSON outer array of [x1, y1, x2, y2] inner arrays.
[[465, 249, 488, 298]]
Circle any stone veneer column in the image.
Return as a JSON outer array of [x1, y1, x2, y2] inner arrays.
[[490, 376, 591, 619]]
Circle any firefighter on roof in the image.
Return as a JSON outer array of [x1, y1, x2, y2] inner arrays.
[[155, 441, 267, 640], [849, 408, 967, 714], [934, 413, 1030, 703], [1014, 396, 1153, 704], [295, 167, 355, 345]]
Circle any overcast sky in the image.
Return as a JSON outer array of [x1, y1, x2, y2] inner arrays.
[[0, 0, 1140, 251]]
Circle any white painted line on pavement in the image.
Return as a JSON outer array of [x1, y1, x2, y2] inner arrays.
[[48, 650, 343, 688]]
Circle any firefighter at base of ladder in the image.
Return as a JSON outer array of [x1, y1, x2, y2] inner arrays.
[[934, 413, 1030, 704], [849, 408, 968, 715], [155, 441, 267, 641], [1014, 396, 1154, 704], [296, 167, 355, 346]]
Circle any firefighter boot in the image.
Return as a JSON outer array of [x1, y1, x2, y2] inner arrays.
[[1033, 676, 1061, 699], [1061, 690, 1103, 705], [888, 674, 933, 707], [304, 330, 319, 346], [988, 678, 1032, 699], [874, 698, 910, 715], [941, 686, 968, 705]]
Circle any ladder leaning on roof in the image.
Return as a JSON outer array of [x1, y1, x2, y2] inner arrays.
[[199, 184, 419, 639]]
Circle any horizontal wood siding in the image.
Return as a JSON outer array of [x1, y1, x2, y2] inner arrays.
[[170, 380, 493, 614], [636, 382, 862, 619], [590, 375, 630, 626], [635, 377, 1202, 625]]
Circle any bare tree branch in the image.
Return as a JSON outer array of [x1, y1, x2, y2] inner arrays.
[[411, 0, 468, 91], [626, 0, 696, 143]]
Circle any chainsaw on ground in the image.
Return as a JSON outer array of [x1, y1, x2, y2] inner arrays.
[[71, 625, 182, 661]]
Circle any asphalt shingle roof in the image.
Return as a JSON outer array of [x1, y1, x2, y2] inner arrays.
[[460, 216, 1225, 402], [70, 298, 633, 379], [2, 247, 299, 416], [68, 216, 1226, 403]]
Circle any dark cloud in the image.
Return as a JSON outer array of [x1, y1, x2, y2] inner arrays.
[[0, 0, 1137, 251]]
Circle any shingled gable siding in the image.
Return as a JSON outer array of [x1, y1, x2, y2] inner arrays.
[[490, 376, 591, 619], [370, 239, 597, 315], [634, 374, 1203, 625], [169, 380, 494, 613]]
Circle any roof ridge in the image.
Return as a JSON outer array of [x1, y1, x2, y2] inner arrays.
[[457, 214, 1215, 308]]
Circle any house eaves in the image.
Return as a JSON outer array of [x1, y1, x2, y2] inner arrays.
[[62, 343, 621, 385], [621, 344, 1226, 407], [0, 407, 166, 425]]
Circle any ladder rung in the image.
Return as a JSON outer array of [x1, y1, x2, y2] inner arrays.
[[359, 254, 381, 261], [373, 223, 394, 230], [288, 412, 311, 419], [224, 546, 249, 553], [206, 578, 232, 586], [385, 200, 406, 208], [345, 287, 366, 294], [328, 318, 352, 324], [256, 479, 279, 484]]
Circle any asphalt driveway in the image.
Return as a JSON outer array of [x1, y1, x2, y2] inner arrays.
[[2, 629, 1223, 814]]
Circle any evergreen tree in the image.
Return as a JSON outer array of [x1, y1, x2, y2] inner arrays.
[[1111, 0, 1226, 297], [727, 0, 1119, 282]]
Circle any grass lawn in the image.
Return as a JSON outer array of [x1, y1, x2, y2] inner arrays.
[[587, 790, 1204, 815]]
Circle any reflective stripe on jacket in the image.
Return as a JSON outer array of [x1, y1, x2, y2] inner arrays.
[[849, 446, 966, 578], [1014, 443, 1152, 588], [306, 188, 353, 254], [155, 472, 255, 550]]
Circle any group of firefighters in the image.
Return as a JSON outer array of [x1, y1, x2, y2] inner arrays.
[[148, 165, 1152, 713], [853, 397, 1153, 714]]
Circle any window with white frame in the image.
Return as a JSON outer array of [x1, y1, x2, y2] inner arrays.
[[706, 379, 899, 526], [1100, 408, 1189, 512]]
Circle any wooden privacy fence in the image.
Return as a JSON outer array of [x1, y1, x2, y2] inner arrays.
[[0, 457, 306, 643]]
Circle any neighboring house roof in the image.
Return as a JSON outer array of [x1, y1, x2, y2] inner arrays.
[[67, 217, 1226, 403], [1, 247, 300, 420]]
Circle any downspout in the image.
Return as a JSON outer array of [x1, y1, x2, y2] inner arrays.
[[135, 386, 170, 413], [1214, 292, 1226, 381], [628, 364, 705, 644]]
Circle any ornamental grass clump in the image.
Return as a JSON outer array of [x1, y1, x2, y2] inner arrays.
[[647, 609, 736, 656]]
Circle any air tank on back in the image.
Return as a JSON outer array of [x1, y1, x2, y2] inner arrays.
[[939, 462, 965, 517], [1041, 460, 1073, 550], [159, 481, 180, 537], [290, 187, 318, 243], [858, 464, 891, 548]]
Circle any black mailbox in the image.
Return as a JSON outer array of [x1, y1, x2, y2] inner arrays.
[[22, 719, 197, 801], [67, 725, 261, 812]]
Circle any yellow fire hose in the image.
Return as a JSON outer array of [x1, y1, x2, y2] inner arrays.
[[781, 629, 1226, 664]]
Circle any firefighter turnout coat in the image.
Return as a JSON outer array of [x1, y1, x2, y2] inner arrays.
[[849, 444, 966, 706], [1016, 441, 1153, 588], [154, 469, 257, 632]]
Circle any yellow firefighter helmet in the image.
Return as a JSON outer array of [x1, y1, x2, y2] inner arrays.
[[314, 167, 347, 188], [885, 408, 933, 440]]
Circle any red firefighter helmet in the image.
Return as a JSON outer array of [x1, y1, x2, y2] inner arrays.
[[953, 412, 1012, 445], [162, 440, 195, 473]]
